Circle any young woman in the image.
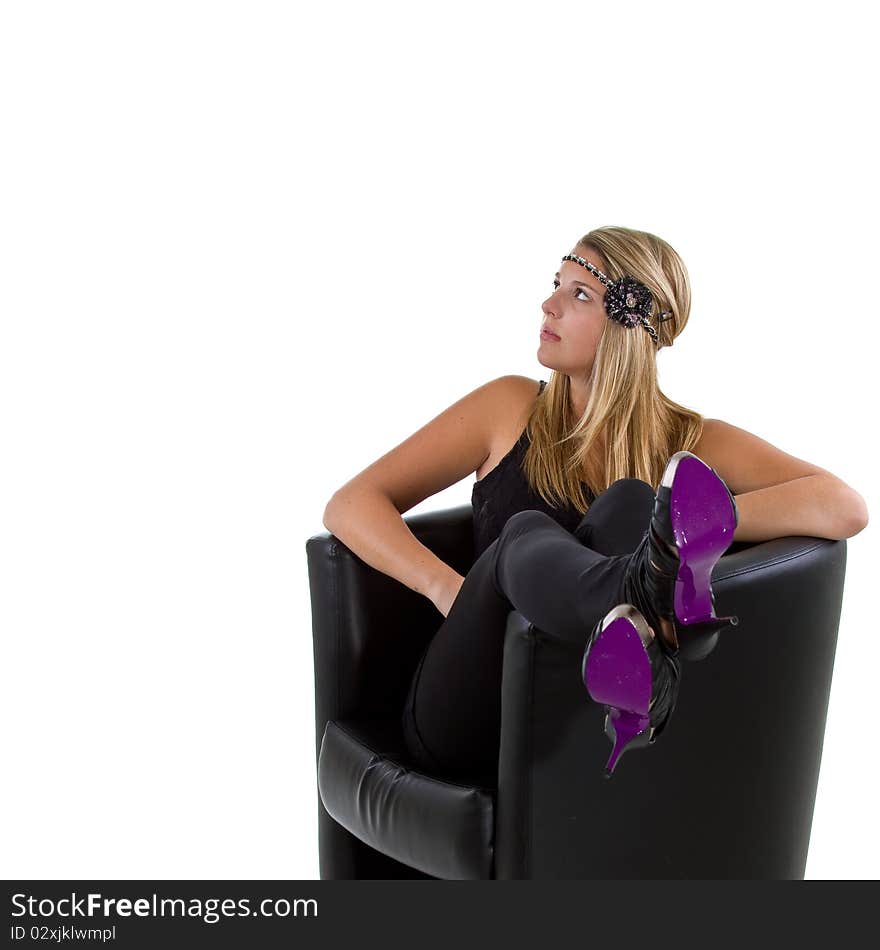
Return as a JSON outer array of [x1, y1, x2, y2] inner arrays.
[[322, 226, 868, 781]]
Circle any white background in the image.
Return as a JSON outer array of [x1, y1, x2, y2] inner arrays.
[[2, 0, 876, 880]]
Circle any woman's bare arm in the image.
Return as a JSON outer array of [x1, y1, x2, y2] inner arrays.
[[323, 375, 539, 612], [323, 484, 463, 606], [694, 419, 869, 542]]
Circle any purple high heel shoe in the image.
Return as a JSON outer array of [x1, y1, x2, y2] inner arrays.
[[581, 604, 680, 777], [625, 451, 740, 662], [581, 452, 738, 775]]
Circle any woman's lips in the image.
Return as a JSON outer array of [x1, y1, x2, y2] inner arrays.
[[541, 327, 561, 341]]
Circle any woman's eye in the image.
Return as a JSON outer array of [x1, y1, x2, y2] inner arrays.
[[552, 279, 590, 302]]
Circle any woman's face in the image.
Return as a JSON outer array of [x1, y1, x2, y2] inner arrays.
[[538, 246, 608, 377]]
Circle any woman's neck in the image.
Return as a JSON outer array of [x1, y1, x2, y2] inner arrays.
[[569, 378, 590, 420]]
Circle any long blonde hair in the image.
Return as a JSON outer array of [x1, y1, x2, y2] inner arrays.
[[523, 225, 704, 513]]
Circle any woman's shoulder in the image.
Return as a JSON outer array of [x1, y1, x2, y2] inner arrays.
[[477, 375, 544, 421], [474, 376, 544, 481], [488, 374, 544, 395]]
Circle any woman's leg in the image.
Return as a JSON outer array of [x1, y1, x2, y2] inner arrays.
[[401, 479, 656, 779], [574, 477, 655, 555]]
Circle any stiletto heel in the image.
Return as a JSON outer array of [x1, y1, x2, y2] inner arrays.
[[581, 604, 680, 777], [603, 708, 652, 777], [673, 614, 739, 661]]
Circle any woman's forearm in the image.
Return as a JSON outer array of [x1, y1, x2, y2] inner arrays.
[[732, 474, 868, 544], [322, 484, 462, 604]]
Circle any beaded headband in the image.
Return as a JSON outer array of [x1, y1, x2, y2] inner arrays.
[[560, 253, 674, 347]]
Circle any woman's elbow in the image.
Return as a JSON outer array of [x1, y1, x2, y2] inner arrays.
[[322, 489, 347, 533], [323, 484, 364, 533], [841, 490, 869, 539], [847, 509, 869, 539]]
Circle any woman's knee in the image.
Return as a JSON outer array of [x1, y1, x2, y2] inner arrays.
[[499, 508, 556, 542], [583, 478, 655, 556], [604, 477, 654, 501]]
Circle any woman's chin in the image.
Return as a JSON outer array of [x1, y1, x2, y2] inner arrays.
[[536, 349, 559, 370]]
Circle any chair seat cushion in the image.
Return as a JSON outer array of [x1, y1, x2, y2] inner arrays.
[[317, 718, 496, 880]]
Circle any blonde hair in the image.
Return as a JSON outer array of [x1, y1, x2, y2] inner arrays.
[[523, 225, 704, 513]]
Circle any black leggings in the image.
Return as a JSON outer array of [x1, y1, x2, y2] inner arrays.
[[401, 477, 656, 779]]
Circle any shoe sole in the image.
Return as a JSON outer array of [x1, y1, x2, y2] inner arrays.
[[581, 605, 654, 774], [661, 451, 738, 626]]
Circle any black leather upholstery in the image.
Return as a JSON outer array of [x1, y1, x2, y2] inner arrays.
[[318, 718, 495, 879], [307, 504, 846, 879]]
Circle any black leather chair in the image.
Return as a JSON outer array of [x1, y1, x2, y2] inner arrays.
[[307, 503, 847, 879]]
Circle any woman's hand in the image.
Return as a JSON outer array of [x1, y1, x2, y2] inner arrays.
[[430, 570, 466, 618]]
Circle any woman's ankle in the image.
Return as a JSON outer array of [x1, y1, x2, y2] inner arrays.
[[657, 616, 678, 652]]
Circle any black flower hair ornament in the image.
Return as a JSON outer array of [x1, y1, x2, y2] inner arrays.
[[605, 275, 656, 328], [560, 253, 674, 346]]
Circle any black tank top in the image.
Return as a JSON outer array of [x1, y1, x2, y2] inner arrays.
[[470, 380, 596, 559]]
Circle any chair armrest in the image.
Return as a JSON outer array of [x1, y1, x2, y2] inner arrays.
[[306, 504, 475, 761], [494, 535, 847, 879]]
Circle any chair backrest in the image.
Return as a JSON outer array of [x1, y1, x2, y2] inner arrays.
[[495, 532, 847, 878]]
